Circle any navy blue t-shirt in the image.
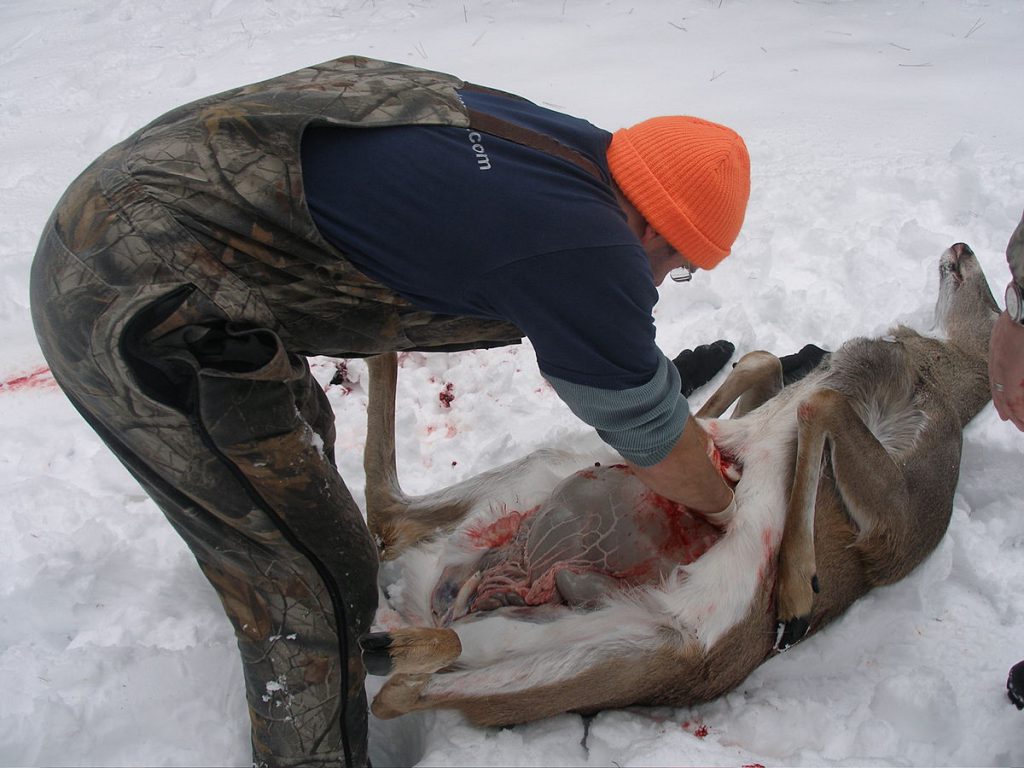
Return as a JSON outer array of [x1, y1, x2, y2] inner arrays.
[[301, 88, 689, 465]]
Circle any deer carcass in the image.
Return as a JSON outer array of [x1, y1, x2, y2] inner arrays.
[[358, 243, 998, 726]]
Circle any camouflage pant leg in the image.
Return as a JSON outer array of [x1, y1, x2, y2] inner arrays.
[[30, 187, 377, 767]]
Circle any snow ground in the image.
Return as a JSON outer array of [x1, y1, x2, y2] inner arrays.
[[2, 1, 1023, 765]]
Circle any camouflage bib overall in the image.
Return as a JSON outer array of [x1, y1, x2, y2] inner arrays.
[[30, 56, 530, 767]]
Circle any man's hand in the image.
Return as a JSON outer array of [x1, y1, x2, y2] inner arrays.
[[989, 309, 1024, 431], [628, 415, 734, 519]]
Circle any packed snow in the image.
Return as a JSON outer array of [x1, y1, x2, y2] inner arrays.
[[2, 1, 1023, 765]]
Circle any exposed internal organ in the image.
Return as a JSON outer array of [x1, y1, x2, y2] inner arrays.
[[432, 462, 736, 624]]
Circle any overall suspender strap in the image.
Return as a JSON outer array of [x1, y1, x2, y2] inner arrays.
[[460, 84, 606, 183]]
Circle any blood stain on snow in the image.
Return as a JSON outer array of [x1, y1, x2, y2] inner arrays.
[[425, 423, 457, 438], [1, 366, 56, 393], [328, 360, 354, 394], [439, 382, 455, 408], [681, 720, 710, 739]]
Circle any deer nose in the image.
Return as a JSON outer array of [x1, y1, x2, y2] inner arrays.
[[951, 243, 974, 259]]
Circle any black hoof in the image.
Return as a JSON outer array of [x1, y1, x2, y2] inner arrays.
[[359, 632, 395, 676], [359, 632, 393, 651], [1007, 659, 1024, 709], [774, 617, 810, 652], [362, 651, 394, 676]]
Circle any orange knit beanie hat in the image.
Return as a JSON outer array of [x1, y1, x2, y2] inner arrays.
[[607, 116, 750, 270]]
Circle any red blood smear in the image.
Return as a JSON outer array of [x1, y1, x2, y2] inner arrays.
[[709, 442, 741, 487], [460, 442, 740, 616], [465, 507, 536, 549], [638, 491, 722, 565], [757, 526, 777, 582], [1, 366, 56, 393], [798, 400, 816, 422]]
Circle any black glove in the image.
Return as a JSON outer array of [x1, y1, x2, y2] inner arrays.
[[672, 340, 735, 397], [1008, 659, 1024, 710], [779, 344, 830, 386]]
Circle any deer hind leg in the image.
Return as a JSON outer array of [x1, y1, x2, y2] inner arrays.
[[364, 623, 658, 725], [696, 351, 784, 419], [359, 627, 463, 719], [774, 387, 910, 651], [371, 672, 434, 720], [363, 353, 475, 559], [363, 352, 408, 555], [361, 627, 462, 675]]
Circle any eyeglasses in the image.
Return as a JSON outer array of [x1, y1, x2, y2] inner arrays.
[[669, 265, 694, 283]]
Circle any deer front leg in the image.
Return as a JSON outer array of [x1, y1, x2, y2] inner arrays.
[[696, 351, 784, 419], [774, 388, 911, 651], [774, 392, 829, 650]]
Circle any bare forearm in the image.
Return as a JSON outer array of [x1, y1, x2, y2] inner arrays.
[[628, 415, 733, 514]]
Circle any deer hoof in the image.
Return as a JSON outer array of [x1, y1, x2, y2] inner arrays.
[[359, 627, 462, 675], [360, 632, 395, 676], [774, 616, 810, 652]]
